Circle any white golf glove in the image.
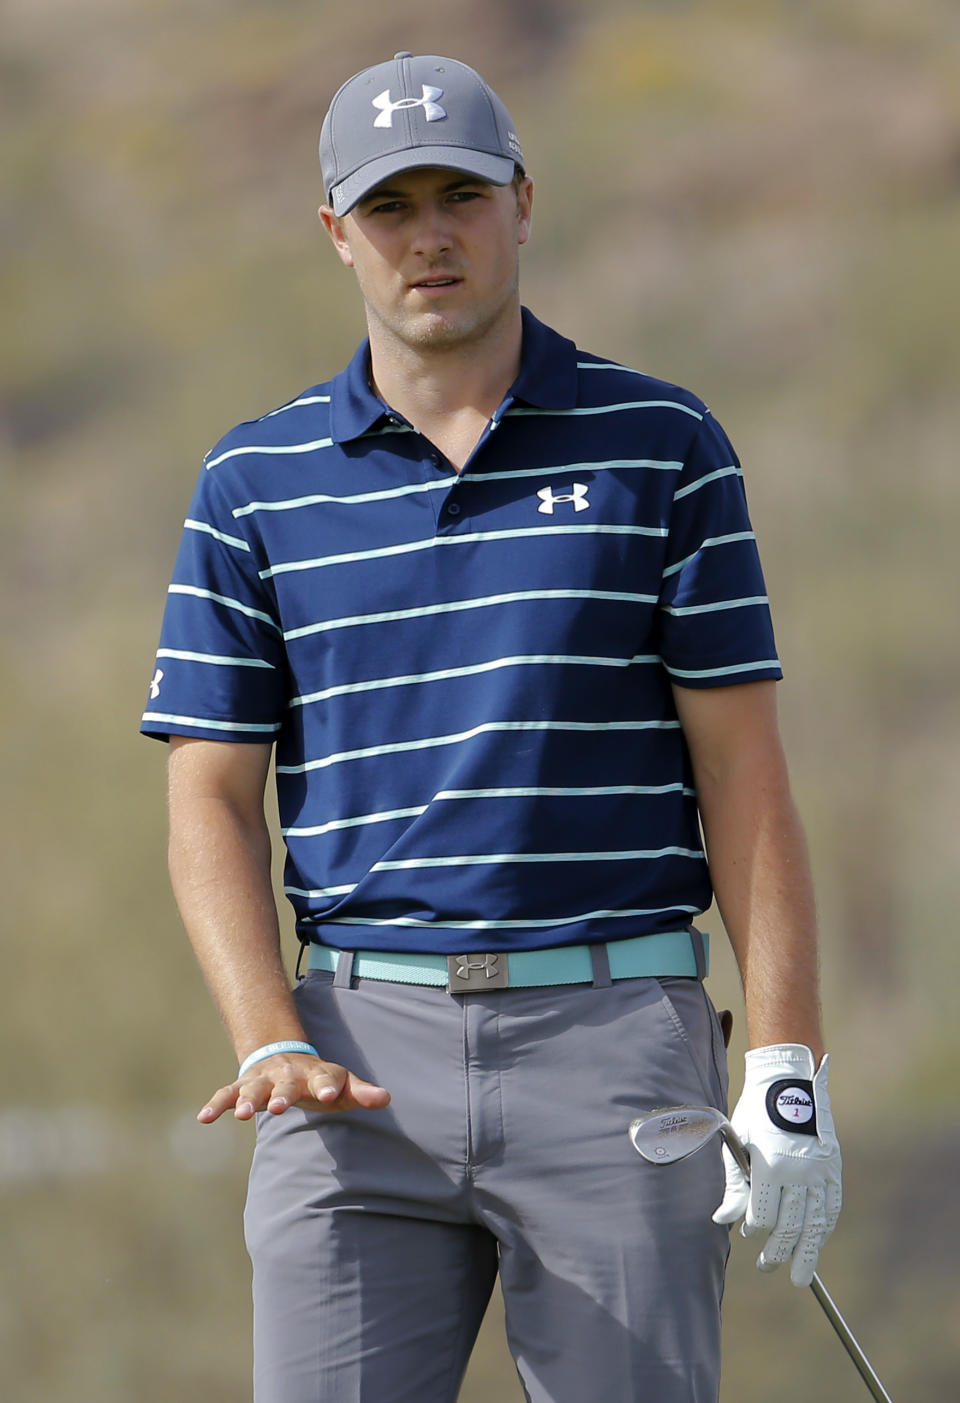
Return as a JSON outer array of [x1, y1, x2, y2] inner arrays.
[[712, 1044, 842, 1287]]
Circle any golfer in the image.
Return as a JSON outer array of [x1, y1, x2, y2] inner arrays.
[[142, 52, 842, 1403]]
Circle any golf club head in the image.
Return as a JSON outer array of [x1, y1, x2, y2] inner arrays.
[[628, 1104, 728, 1164]]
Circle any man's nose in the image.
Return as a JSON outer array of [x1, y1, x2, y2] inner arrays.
[[410, 201, 453, 255]]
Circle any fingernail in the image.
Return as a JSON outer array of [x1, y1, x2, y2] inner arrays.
[[317, 1086, 337, 1102]]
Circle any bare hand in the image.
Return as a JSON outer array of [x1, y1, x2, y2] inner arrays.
[[196, 1052, 391, 1123]]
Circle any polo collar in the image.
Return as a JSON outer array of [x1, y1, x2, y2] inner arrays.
[[328, 339, 386, 444], [329, 307, 579, 444], [510, 307, 579, 411]]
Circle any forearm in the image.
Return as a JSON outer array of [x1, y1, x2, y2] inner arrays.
[[672, 681, 824, 1055], [702, 759, 842, 1290], [166, 737, 389, 1120], [697, 751, 824, 1059], [168, 767, 306, 1064]]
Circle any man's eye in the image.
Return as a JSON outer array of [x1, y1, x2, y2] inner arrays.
[[371, 201, 404, 214]]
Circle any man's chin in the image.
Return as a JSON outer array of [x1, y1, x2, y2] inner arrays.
[[402, 311, 477, 350], [371, 292, 518, 356]]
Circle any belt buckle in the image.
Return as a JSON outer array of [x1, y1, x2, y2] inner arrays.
[[447, 951, 509, 992]]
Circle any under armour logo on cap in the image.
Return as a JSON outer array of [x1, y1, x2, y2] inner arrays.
[[320, 53, 522, 216], [537, 483, 590, 515], [372, 85, 446, 128]]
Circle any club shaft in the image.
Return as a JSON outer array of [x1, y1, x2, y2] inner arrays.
[[808, 1275, 893, 1403], [719, 1124, 894, 1403]]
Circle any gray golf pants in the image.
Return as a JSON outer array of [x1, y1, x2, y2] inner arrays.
[[244, 962, 730, 1403]]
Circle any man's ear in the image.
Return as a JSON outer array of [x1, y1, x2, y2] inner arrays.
[[516, 176, 534, 247], [319, 205, 354, 268]]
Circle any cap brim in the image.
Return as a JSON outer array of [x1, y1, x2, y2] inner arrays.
[[329, 148, 517, 216]]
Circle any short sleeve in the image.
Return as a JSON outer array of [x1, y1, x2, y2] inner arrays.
[[656, 411, 782, 689], [140, 464, 288, 742]]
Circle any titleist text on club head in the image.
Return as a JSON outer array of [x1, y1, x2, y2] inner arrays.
[[628, 1105, 726, 1163]]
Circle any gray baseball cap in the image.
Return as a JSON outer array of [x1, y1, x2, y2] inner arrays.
[[320, 52, 524, 216]]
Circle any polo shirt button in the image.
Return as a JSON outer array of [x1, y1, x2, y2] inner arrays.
[[446, 502, 461, 516]]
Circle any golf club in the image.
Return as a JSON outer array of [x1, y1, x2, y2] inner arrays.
[[629, 1105, 894, 1403]]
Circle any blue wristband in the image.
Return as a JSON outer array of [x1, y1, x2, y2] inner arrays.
[[237, 1040, 320, 1080]]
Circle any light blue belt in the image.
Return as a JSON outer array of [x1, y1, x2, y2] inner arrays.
[[306, 929, 707, 990]]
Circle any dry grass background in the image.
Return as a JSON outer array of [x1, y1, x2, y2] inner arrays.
[[2, 1, 959, 1398]]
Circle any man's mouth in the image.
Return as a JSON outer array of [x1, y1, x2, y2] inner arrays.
[[410, 276, 461, 290]]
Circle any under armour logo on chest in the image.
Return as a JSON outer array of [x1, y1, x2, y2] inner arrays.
[[372, 86, 446, 128], [536, 483, 590, 515]]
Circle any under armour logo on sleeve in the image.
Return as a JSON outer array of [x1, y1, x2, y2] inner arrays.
[[372, 86, 446, 128], [536, 483, 590, 515], [149, 668, 164, 700]]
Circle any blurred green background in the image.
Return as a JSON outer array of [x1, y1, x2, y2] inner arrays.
[[2, 0, 958, 1398]]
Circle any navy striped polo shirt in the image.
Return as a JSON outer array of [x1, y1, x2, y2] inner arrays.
[[142, 308, 781, 953]]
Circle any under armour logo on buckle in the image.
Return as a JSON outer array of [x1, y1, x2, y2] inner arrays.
[[536, 483, 590, 515], [149, 668, 164, 700], [454, 954, 501, 981], [372, 86, 446, 128]]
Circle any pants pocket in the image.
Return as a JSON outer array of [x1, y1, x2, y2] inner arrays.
[[653, 977, 729, 1111]]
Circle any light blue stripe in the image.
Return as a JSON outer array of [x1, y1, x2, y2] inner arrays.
[[263, 524, 668, 580], [661, 596, 768, 618], [262, 394, 330, 418], [283, 589, 657, 643], [661, 532, 756, 579], [233, 476, 457, 518], [373, 848, 704, 871], [141, 711, 281, 733], [464, 458, 683, 483], [264, 534, 438, 578], [435, 784, 695, 800], [183, 519, 250, 552], [673, 466, 742, 501], [507, 400, 704, 421], [282, 805, 429, 838], [167, 583, 281, 632], [205, 436, 333, 469], [665, 659, 780, 679], [285, 883, 358, 899], [282, 785, 696, 839], [276, 719, 682, 775], [454, 524, 670, 545], [576, 360, 642, 374], [289, 653, 658, 710], [233, 462, 679, 519], [326, 905, 702, 931], [156, 649, 276, 669]]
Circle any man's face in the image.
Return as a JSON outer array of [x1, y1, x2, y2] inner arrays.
[[320, 167, 533, 356]]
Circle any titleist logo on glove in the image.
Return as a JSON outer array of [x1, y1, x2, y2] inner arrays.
[[712, 1043, 842, 1288], [766, 1079, 817, 1135]]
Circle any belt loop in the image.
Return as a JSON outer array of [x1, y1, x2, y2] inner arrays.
[[590, 943, 612, 988], [333, 948, 355, 988], [687, 925, 707, 981]]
